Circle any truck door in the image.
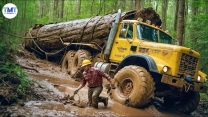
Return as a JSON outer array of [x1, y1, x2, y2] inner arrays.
[[110, 23, 134, 62]]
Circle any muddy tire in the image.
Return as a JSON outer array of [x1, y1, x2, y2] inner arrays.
[[165, 91, 200, 114], [70, 49, 91, 78], [61, 50, 76, 74], [111, 65, 155, 107]]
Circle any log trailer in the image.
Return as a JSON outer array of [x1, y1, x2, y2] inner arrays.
[[25, 9, 207, 114]]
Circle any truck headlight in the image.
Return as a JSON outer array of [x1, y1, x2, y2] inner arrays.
[[162, 66, 168, 73], [197, 75, 201, 81], [205, 76, 207, 82]]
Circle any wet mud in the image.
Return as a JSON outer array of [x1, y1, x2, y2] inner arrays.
[[7, 50, 202, 116]]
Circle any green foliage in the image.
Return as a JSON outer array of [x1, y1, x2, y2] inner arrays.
[[0, 0, 31, 97], [200, 92, 208, 99], [183, 0, 208, 75], [0, 62, 30, 95], [0, 43, 7, 61]]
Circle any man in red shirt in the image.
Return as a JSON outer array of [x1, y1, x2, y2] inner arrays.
[[74, 59, 114, 108]]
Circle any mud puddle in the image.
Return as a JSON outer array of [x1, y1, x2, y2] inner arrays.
[[29, 73, 154, 116], [12, 50, 196, 117], [24, 73, 191, 117]]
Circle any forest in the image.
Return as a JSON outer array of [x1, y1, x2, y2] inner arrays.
[[0, 0, 208, 115], [1, 0, 208, 73]]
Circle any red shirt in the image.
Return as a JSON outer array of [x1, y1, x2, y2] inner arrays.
[[81, 67, 111, 88]]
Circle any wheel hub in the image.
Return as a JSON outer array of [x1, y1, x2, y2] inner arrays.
[[120, 79, 133, 96]]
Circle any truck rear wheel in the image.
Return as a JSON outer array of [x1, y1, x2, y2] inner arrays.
[[111, 65, 155, 107], [164, 91, 200, 114], [61, 50, 76, 74], [70, 49, 91, 78]]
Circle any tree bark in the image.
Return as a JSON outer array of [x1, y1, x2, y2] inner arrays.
[[77, 0, 81, 16], [25, 8, 162, 51], [162, 0, 168, 30], [120, 0, 126, 11], [59, 0, 64, 18], [50, 0, 54, 21], [135, 0, 144, 10], [130, 0, 133, 10], [174, 0, 179, 31], [190, 0, 198, 48], [54, 0, 59, 18], [176, 0, 185, 46]]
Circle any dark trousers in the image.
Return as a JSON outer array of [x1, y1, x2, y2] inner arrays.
[[88, 86, 107, 108]]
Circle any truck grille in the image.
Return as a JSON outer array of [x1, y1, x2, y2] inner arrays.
[[178, 53, 198, 77]]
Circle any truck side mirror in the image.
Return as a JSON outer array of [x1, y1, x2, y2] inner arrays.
[[120, 28, 126, 37]]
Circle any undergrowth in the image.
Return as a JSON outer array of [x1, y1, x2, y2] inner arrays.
[[0, 34, 31, 104]]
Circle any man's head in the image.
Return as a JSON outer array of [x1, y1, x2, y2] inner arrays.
[[81, 59, 91, 72]]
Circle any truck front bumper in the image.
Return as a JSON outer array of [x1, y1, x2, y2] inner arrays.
[[161, 74, 208, 93]]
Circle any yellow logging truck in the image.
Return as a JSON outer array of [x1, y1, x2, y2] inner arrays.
[[25, 9, 207, 114]]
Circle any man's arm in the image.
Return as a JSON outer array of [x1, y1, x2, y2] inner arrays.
[[74, 84, 84, 94], [74, 75, 86, 94], [97, 69, 115, 89]]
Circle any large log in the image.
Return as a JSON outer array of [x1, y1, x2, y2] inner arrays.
[[25, 7, 161, 52]]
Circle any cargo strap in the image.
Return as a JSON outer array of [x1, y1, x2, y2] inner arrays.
[[28, 30, 72, 61]]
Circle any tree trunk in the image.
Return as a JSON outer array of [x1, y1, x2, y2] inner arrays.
[[25, 8, 162, 52], [113, 0, 118, 11], [130, 0, 134, 10], [38, 0, 43, 18], [174, 0, 179, 31], [50, 0, 54, 21], [103, 0, 106, 14], [190, 0, 198, 48], [176, 0, 185, 46], [98, 0, 103, 15], [135, 0, 144, 10], [120, 0, 126, 11], [77, 0, 81, 16], [59, 0, 64, 18], [54, 0, 59, 18], [162, 0, 168, 30]]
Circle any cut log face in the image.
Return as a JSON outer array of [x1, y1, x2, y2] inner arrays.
[[25, 7, 162, 52]]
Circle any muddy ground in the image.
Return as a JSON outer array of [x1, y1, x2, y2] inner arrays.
[[1, 49, 207, 116]]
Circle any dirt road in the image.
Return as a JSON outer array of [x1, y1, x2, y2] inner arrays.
[[9, 50, 199, 116]]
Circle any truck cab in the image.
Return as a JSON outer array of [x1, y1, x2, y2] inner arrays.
[[110, 20, 207, 87], [106, 19, 207, 114], [110, 20, 172, 62]]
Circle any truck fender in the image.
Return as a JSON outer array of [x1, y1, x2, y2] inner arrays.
[[115, 54, 158, 74]]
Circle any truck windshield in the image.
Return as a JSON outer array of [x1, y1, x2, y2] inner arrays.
[[137, 24, 172, 44], [159, 31, 172, 44]]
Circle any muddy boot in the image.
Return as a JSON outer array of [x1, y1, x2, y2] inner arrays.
[[92, 96, 99, 109], [104, 97, 108, 107], [92, 102, 98, 109], [100, 97, 108, 107]]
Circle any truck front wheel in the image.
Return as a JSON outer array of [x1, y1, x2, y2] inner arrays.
[[111, 65, 155, 107]]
